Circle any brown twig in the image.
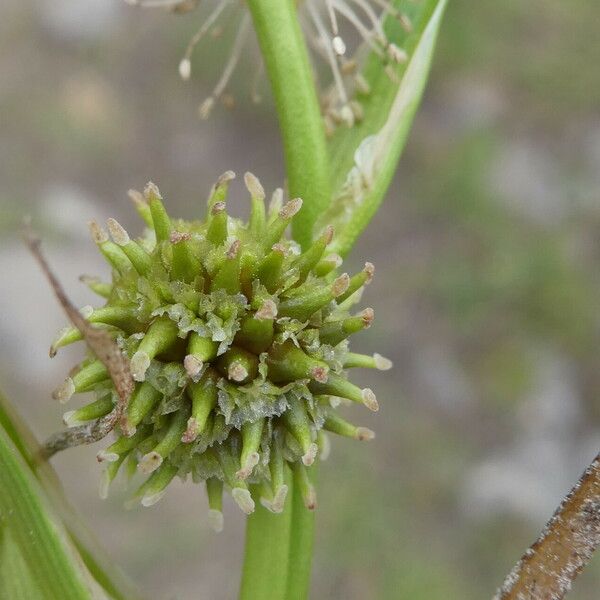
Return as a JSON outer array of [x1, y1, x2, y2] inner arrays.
[[23, 225, 134, 458], [494, 451, 600, 600]]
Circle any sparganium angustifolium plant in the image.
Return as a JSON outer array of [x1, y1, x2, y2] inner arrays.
[[50, 171, 390, 530]]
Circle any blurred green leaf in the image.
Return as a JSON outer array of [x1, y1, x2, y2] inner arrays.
[[0, 390, 137, 600], [318, 0, 448, 256]]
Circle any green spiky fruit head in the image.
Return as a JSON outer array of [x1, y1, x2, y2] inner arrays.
[[52, 171, 391, 528]]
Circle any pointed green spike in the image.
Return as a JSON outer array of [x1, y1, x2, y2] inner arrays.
[[235, 301, 276, 354], [314, 253, 342, 277], [206, 202, 229, 247], [50, 306, 139, 356], [292, 461, 316, 511], [278, 273, 349, 321], [206, 478, 224, 532], [132, 461, 178, 507], [319, 308, 374, 346], [291, 225, 334, 284], [107, 218, 153, 275], [89, 220, 133, 274], [266, 341, 329, 384], [343, 352, 392, 370], [97, 425, 151, 463], [207, 170, 235, 213], [336, 262, 374, 304], [183, 370, 219, 443], [52, 359, 109, 403], [121, 382, 162, 436], [256, 244, 287, 293], [309, 372, 379, 412], [216, 346, 259, 384], [62, 395, 114, 427], [138, 405, 190, 474], [211, 240, 241, 293], [144, 182, 171, 242], [99, 450, 129, 500], [170, 231, 202, 283], [183, 333, 218, 381], [323, 411, 375, 441], [282, 397, 317, 466], [263, 198, 303, 249], [79, 275, 112, 298], [128, 188, 153, 227], [215, 444, 255, 515], [237, 419, 264, 479], [130, 317, 180, 382], [245, 172, 267, 239]]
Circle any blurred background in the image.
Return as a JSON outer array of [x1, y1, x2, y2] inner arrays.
[[1, 0, 599, 598]]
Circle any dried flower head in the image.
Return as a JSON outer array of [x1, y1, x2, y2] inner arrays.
[[124, 0, 411, 131], [50, 171, 391, 528]]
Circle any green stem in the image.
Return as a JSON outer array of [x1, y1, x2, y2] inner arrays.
[[247, 0, 331, 248], [285, 466, 317, 600], [240, 473, 294, 600]]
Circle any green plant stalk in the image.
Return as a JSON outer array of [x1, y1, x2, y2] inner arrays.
[[240, 473, 294, 600], [247, 0, 331, 248], [285, 465, 317, 600]]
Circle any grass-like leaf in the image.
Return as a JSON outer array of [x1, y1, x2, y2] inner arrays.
[[0, 390, 137, 600], [318, 0, 448, 256]]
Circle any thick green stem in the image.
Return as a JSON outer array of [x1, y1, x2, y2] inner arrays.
[[285, 466, 317, 600], [240, 473, 294, 600], [247, 0, 331, 248]]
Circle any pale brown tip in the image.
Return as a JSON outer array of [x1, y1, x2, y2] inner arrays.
[[169, 231, 191, 244], [279, 197, 302, 220], [332, 273, 350, 297], [143, 181, 162, 201], [244, 172, 265, 200], [363, 262, 375, 284], [226, 239, 241, 259], [88, 220, 108, 244], [361, 308, 374, 328]]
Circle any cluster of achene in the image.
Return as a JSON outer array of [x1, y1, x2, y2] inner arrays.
[[51, 172, 390, 530]]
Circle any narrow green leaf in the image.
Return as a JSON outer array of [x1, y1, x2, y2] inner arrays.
[[318, 0, 448, 256], [0, 423, 104, 599], [0, 390, 138, 600]]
